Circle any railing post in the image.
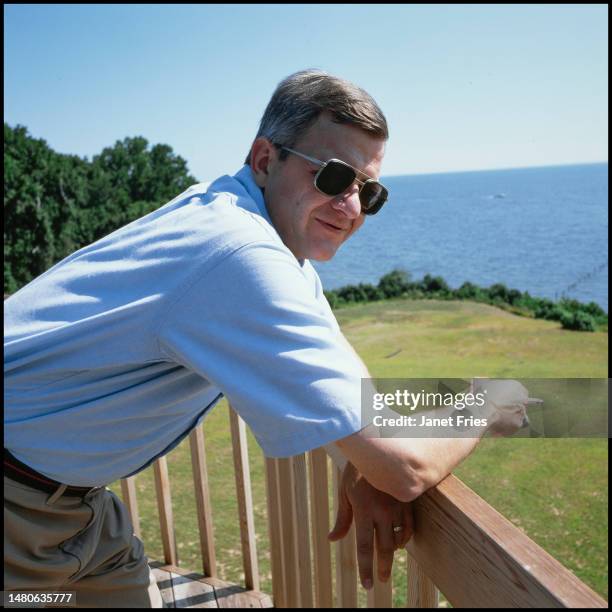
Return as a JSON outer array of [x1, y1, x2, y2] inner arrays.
[[333, 465, 358, 608], [308, 448, 333, 608], [120, 476, 141, 540], [265, 457, 287, 607], [292, 453, 314, 608], [153, 456, 178, 566], [189, 425, 217, 577], [277, 456, 300, 607], [406, 552, 439, 608], [229, 406, 260, 591]]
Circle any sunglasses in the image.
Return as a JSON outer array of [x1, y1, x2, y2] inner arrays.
[[278, 146, 389, 215]]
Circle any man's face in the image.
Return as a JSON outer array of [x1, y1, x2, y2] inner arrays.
[[260, 114, 386, 261]]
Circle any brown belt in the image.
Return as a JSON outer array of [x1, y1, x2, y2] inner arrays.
[[4, 448, 103, 498]]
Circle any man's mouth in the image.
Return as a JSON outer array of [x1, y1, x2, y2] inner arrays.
[[315, 218, 347, 233]]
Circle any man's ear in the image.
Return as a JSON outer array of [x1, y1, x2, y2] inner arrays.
[[249, 138, 277, 188]]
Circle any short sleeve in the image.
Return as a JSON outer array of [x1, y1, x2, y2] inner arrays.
[[156, 242, 366, 457]]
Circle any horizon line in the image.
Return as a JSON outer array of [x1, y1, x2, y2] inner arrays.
[[382, 160, 608, 180]]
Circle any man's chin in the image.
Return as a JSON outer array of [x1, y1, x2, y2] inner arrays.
[[307, 245, 340, 262], [310, 254, 333, 262]]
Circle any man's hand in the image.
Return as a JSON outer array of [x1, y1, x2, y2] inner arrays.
[[472, 379, 529, 436], [328, 462, 414, 590]]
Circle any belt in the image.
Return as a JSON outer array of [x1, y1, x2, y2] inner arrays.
[[4, 449, 104, 498]]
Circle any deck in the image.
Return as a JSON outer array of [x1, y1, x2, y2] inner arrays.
[[149, 562, 273, 608]]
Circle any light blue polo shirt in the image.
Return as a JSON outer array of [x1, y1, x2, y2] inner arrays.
[[4, 165, 366, 486]]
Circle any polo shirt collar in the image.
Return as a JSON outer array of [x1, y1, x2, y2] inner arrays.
[[234, 165, 273, 226], [233, 164, 306, 267]]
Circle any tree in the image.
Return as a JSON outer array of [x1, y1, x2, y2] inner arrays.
[[4, 125, 57, 289], [4, 124, 197, 292]]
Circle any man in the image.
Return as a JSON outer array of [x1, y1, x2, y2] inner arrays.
[[4, 69, 528, 606]]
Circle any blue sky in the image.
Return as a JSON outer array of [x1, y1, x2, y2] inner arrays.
[[4, 4, 608, 180]]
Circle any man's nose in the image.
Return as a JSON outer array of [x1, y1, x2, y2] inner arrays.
[[331, 184, 361, 219]]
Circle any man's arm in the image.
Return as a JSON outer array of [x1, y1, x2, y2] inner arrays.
[[333, 425, 483, 502]]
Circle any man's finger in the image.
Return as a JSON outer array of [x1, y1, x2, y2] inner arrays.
[[328, 487, 353, 541], [374, 521, 395, 583], [392, 508, 405, 550], [399, 503, 415, 549], [354, 514, 375, 590]]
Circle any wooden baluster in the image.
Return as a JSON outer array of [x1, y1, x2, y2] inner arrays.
[[120, 476, 141, 540], [265, 457, 286, 607], [229, 406, 260, 591], [333, 465, 358, 608], [153, 456, 178, 566], [406, 552, 439, 608], [277, 457, 300, 607], [292, 453, 314, 607], [308, 449, 333, 608], [189, 425, 217, 577]]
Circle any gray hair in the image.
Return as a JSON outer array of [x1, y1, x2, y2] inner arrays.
[[245, 69, 388, 164]]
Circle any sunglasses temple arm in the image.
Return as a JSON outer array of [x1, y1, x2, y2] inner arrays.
[[282, 147, 325, 168]]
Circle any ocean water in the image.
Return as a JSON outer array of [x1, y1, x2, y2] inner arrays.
[[313, 162, 608, 312]]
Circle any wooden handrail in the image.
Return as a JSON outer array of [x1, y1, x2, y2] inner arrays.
[[406, 474, 607, 608]]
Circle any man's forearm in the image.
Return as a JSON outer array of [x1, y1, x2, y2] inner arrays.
[[376, 399, 488, 483], [335, 400, 489, 502]]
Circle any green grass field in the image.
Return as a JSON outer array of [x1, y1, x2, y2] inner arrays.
[[109, 299, 608, 604]]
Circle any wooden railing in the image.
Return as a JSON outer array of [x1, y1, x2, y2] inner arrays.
[[120, 406, 607, 608]]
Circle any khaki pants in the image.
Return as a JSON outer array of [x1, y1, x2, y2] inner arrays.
[[4, 476, 163, 608]]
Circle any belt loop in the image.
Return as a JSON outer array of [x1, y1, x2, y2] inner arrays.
[[85, 486, 104, 500], [46, 483, 68, 506]]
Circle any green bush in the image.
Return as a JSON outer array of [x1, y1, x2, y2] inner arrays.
[[454, 281, 490, 303], [323, 270, 606, 332], [323, 290, 342, 309], [487, 283, 510, 303], [454, 281, 479, 299], [359, 283, 385, 302], [377, 269, 412, 298], [560, 310, 597, 332], [535, 301, 567, 322], [420, 274, 450, 295], [583, 301, 607, 319], [506, 288, 523, 305]]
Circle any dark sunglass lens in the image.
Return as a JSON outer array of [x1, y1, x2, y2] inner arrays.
[[360, 182, 388, 214], [316, 161, 356, 196]]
